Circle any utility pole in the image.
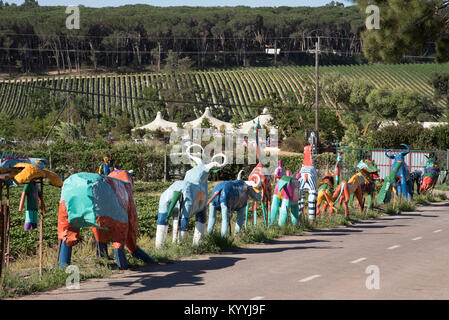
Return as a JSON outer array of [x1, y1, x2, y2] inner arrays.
[[274, 39, 278, 66], [315, 36, 320, 146]]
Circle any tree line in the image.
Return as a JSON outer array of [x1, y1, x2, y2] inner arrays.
[[0, 1, 365, 74]]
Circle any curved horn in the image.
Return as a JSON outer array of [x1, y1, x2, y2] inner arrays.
[[205, 153, 227, 170], [237, 170, 244, 180], [186, 143, 204, 166], [400, 144, 410, 156], [385, 149, 395, 159]]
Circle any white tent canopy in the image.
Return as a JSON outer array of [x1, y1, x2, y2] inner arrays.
[[134, 107, 277, 134], [239, 108, 275, 134], [184, 107, 233, 131], [133, 111, 178, 132]]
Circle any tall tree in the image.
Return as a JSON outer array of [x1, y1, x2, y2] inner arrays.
[[355, 0, 449, 62]]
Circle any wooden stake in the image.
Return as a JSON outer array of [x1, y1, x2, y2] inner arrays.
[[39, 179, 44, 280], [0, 182, 4, 284], [5, 183, 10, 268]]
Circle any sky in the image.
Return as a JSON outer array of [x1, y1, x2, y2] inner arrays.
[[7, 0, 355, 8]]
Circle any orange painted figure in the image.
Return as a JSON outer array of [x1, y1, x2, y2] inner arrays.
[[58, 170, 154, 269], [316, 173, 337, 217], [332, 159, 379, 216]]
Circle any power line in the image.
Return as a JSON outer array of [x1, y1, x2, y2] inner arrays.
[[0, 33, 363, 41], [0, 47, 361, 55]]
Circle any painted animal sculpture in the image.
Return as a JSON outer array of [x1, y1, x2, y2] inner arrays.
[[376, 160, 404, 205], [297, 144, 318, 221], [385, 144, 413, 201], [155, 144, 226, 249], [245, 162, 272, 228], [410, 170, 423, 195], [333, 159, 379, 216], [419, 155, 440, 194], [269, 170, 301, 227], [316, 173, 337, 217], [206, 171, 262, 237], [348, 161, 380, 210], [274, 160, 285, 182], [245, 119, 272, 228], [58, 170, 154, 269]]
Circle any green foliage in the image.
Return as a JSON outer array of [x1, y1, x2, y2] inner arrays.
[[355, 0, 446, 63]]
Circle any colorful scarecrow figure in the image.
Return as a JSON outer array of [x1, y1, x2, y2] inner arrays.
[[98, 157, 115, 175], [19, 181, 41, 231], [273, 159, 285, 182]]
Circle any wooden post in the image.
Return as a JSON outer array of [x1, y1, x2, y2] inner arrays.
[[0, 181, 4, 283], [164, 147, 167, 183], [315, 36, 320, 145], [39, 179, 45, 280], [5, 183, 10, 268]]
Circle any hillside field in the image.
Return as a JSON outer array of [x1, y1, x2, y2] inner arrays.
[[0, 62, 447, 126]]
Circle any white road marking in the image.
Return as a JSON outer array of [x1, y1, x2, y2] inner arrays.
[[412, 236, 422, 241], [250, 296, 264, 300], [387, 245, 401, 250], [351, 257, 367, 264], [433, 229, 442, 233], [299, 275, 321, 283]]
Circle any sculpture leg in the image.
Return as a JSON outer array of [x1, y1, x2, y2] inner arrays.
[[366, 193, 373, 210], [96, 242, 109, 259], [349, 193, 355, 207], [253, 201, 257, 227], [298, 192, 305, 218], [179, 215, 189, 243], [270, 194, 281, 226], [131, 247, 155, 264], [235, 207, 246, 234], [355, 187, 364, 213], [244, 202, 249, 229], [207, 204, 217, 235], [59, 240, 73, 268], [113, 246, 128, 270], [290, 201, 299, 226], [172, 216, 179, 243], [156, 212, 169, 249], [308, 191, 317, 221], [193, 210, 207, 245], [261, 202, 267, 227], [217, 203, 230, 237], [57, 200, 80, 267], [91, 226, 111, 259], [278, 199, 290, 227]]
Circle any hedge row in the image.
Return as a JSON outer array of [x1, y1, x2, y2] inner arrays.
[[2, 140, 338, 182]]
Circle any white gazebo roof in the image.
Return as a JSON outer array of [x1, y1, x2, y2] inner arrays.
[[134, 111, 178, 132], [185, 107, 233, 131], [239, 108, 275, 134]]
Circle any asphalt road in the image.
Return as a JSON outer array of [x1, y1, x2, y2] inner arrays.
[[17, 201, 449, 300]]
